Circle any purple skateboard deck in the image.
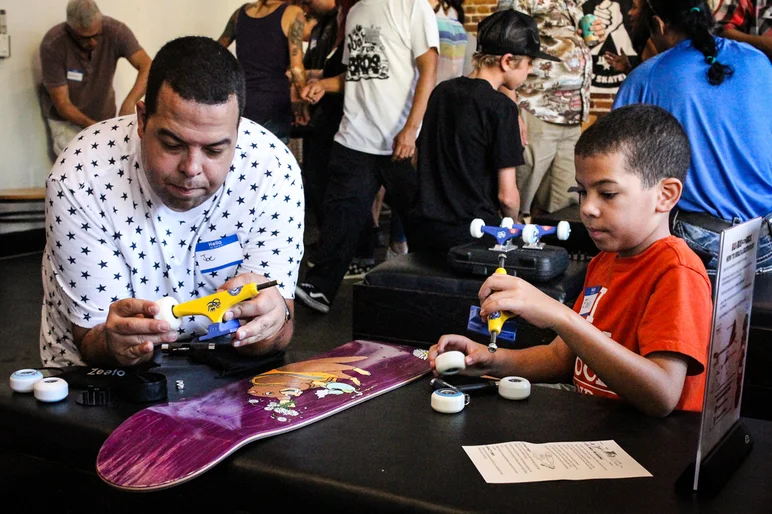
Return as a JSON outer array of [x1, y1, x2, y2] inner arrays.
[[97, 341, 430, 491]]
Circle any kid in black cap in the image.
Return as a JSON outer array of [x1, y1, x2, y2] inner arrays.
[[477, 9, 560, 62]]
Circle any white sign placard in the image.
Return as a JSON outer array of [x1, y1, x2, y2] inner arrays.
[[463, 440, 651, 484], [694, 217, 761, 489]]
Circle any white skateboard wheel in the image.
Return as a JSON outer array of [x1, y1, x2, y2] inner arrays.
[[435, 351, 466, 375], [557, 221, 571, 241], [9, 369, 44, 393], [154, 297, 181, 330], [469, 218, 485, 239], [34, 377, 69, 403], [500, 217, 514, 229], [431, 388, 468, 413], [470, 218, 485, 239], [522, 224, 539, 245], [498, 376, 531, 400]]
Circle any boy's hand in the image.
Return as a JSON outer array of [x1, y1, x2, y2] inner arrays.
[[392, 125, 418, 161], [478, 274, 567, 330], [428, 334, 499, 377]]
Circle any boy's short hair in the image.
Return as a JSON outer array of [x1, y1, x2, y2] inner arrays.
[[575, 104, 691, 187], [471, 52, 528, 69], [477, 9, 560, 62]]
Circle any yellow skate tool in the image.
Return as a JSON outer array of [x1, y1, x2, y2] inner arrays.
[[155, 281, 278, 341]]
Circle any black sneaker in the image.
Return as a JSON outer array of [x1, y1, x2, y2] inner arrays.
[[295, 282, 331, 314], [344, 259, 375, 280]]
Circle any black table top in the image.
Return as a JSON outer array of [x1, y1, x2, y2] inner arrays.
[[1, 349, 770, 514], [1, 253, 770, 513]]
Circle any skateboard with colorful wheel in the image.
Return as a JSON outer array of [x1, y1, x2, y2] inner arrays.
[[96, 340, 430, 491]]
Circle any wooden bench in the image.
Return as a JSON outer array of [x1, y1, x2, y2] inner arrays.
[[0, 187, 45, 223]]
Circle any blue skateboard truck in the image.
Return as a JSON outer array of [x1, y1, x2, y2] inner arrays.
[[470, 217, 571, 251]]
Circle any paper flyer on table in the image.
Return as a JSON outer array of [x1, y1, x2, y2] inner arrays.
[[463, 440, 652, 484]]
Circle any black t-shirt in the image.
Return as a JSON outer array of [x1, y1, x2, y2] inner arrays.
[[412, 77, 524, 225]]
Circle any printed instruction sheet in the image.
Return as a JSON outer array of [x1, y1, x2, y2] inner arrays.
[[463, 440, 652, 483]]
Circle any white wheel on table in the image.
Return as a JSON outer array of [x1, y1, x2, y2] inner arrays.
[[500, 217, 514, 229], [522, 224, 540, 245], [498, 376, 531, 400], [556, 221, 571, 241], [431, 388, 468, 414], [154, 296, 181, 330], [470, 218, 485, 239]]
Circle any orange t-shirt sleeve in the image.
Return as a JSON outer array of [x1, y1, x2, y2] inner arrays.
[[637, 265, 712, 375]]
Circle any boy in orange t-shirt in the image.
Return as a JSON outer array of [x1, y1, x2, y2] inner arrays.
[[429, 104, 712, 417]]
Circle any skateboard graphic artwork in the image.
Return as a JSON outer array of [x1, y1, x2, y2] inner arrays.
[[97, 341, 430, 491]]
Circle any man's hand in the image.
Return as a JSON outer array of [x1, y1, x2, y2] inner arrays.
[[301, 82, 326, 104], [220, 273, 288, 349], [428, 334, 502, 377], [293, 102, 311, 126], [392, 125, 419, 162], [594, 0, 622, 39], [478, 274, 569, 330], [590, 17, 608, 42], [103, 298, 178, 366], [604, 49, 632, 73]]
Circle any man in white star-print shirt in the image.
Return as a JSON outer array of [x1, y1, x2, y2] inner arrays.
[[40, 36, 304, 368]]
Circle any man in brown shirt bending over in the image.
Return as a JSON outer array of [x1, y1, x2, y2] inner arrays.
[[40, 0, 152, 155]]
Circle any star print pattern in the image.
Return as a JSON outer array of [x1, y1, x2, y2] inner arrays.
[[40, 116, 304, 367]]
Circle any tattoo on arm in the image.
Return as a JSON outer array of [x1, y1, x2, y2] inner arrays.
[[289, 14, 305, 50], [288, 12, 307, 89]]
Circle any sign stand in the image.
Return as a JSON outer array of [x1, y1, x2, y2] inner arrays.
[[676, 217, 761, 495], [676, 420, 753, 494]]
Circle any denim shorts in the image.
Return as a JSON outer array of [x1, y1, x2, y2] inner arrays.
[[672, 216, 772, 274]]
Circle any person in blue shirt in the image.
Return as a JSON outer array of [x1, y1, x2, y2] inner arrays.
[[613, 0, 772, 273]]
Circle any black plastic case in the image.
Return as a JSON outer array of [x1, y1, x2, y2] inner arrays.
[[447, 242, 570, 282]]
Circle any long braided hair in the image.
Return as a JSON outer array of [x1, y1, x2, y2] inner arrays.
[[645, 0, 733, 85]]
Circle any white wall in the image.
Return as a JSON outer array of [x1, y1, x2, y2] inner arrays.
[[0, 0, 244, 189]]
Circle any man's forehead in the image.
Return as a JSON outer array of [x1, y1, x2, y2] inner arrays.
[[150, 85, 240, 144]]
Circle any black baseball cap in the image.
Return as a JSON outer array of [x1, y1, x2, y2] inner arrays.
[[477, 10, 561, 62]]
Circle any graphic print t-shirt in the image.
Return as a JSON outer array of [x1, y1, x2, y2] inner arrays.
[[571, 237, 712, 412], [335, 0, 439, 154]]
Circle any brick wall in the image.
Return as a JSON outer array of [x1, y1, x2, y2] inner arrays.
[[462, 1, 614, 120], [463, 0, 498, 33]]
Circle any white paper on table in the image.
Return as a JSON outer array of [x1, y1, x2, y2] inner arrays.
[[463, 440, 652, 484]]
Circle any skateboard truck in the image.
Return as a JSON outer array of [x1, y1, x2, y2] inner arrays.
[[470, 217, 571, 251], [154, 280, 279, 341]]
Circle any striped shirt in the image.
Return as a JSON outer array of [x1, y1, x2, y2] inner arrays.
[[435, 7, 468, 83]]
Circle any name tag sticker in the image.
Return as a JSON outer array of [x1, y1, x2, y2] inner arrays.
[[67, 69, 84, 82], [195, 234, 243, 274], [579, 286, 602, 317]]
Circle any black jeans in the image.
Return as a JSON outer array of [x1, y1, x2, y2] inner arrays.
[[305, 143, 417, 300]]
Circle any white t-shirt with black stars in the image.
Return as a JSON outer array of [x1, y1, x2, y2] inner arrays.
[[40, 115, 304, 367]]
